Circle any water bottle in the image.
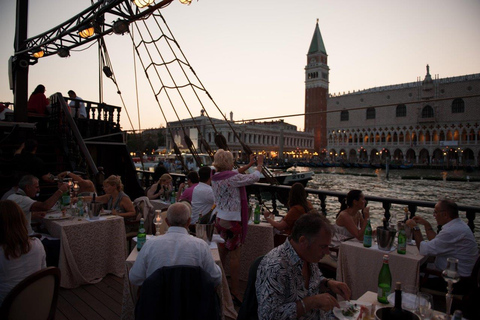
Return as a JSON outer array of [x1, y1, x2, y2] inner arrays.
[[378, 254, 392, 304], [254, 203, 261, 224], [170, 191, 176, 204], [363, 219, 372, 247], [137, 218, 146, 251], [77, 196, 84, 218], [397, 222, 407, 254], [62, 190, 71, 207]]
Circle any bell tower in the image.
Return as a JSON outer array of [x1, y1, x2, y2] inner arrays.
[[305, 19, 329, 152]]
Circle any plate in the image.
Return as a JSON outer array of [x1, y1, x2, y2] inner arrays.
[[388, 292, 430, 310], [333, 300, 371, 320], [101, 210, 112, 215], [45, 213, 72, 220]]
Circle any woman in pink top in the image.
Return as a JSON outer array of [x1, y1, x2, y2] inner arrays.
[[211, 150, 264, 303], [0, 200, 46, 305]]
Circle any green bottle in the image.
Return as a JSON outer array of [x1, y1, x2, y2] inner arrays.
[[62, 190, 71, 207], [378, 254, 392, 304], [363, 219, 372, 247], [254, 203, 261, 224], [397, 222, 407, 254], [170, 191, 176, 204], [137, 218, 146, 251]]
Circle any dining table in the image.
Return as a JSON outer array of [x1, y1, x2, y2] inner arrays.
[[336, 238, 428, 300], [43, 212, 127, 288], [121, 237, 237, 320]]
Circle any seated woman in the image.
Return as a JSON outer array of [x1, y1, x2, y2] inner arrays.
[[93, 175, 135, 218], [0, 200, 46, 305], [146, 173, 173, 201], [335, 189, 370, 241], [262, 182, 313, 235]]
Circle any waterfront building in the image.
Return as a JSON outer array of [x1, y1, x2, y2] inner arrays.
[[305, 23, 480, 166], [166, 110, 314, 160]]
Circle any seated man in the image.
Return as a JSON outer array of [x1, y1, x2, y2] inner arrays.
[[176, 171, 199, 203], [7, 175, 69, 266], [129, 202, 222, 287], [407, 199, 478, 282], [256, 213, 351, 320], [191, 166, 214, 225]]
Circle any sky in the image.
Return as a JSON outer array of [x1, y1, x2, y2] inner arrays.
[[1, 0, 479, 132]]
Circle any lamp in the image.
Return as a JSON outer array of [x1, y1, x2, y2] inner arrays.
[[113, 19, 129, 34], [57, 47, 70, 58], [78, 26, 95, 38], [154, 210, 162, 236], [179, 0, 192, 5], [32, 50, 44, 58], [133, 0, 155, 8]]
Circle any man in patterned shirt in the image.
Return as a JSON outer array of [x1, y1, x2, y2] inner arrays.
[[256, 213, 351, 320]]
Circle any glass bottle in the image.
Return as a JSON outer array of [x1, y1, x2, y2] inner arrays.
[[389, 282, 404, 320], [77, 196, 84, 218], [137, 218, 146, 251], [363, 219, 372, 247], [254, 202, 261, 224], [378, 254, 392, 304], [170, 190, 176, 204], [397, 222, 407, 254]]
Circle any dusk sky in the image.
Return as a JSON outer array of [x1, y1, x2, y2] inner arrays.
[[1, 0, 479, 131]]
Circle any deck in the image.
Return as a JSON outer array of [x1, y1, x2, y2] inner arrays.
[[55, 275, 246, 320]]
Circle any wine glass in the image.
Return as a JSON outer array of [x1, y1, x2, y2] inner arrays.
[[416, 292, 433, 320], [442, 258, 460, 319]]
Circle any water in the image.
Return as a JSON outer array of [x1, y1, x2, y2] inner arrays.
[[297, 166, 480, 247]]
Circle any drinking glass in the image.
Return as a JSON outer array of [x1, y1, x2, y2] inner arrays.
[[416, 292, 433, 320], [442, 258, 460, 319]]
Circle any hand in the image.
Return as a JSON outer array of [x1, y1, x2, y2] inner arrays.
[[362, 207, 370, 219], [327, 280, 351, 301], [58, 183, 69, 193], [263, 210, 270, 220], [405, 219, 417, 229], [412, 216, 428, 226], [248, 154, 255, 165], [256, 155, 264, 166], [33, 211, 47, 219], [112, 208, 118, 215], [57, 171, 68, 180], [309, 293, 340, 311]]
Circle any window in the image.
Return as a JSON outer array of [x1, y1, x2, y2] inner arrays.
[[451, 98, 465, 113], [366, 108, 376, 120], [421, 105, 434, 118], [396, 104, 406, 117], [340, 110, 349, 121]]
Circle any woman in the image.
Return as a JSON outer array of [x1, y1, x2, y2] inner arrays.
[[146, 173, 173, 200], [263, 182, 313, 235], [0, 200, 46, 305], [335, 189, 370, 241], [211, 150, 264, 304], [94, 175, 135, 218], [27, 84, 50, 115]]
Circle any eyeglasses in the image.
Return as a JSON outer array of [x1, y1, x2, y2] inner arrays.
[[433, 210, 446, 215]]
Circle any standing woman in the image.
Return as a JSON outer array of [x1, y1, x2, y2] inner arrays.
[[263, 182, 313, 235], [335, 189, 370, 241], [27, 84, 50, 115], [211, 150, 264, 303], [0, 200, 46, 305], [94, 175, 136, 218]]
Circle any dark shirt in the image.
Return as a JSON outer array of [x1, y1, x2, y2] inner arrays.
[[13, 153, 49, 181]]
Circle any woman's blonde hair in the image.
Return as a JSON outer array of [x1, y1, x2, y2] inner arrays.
[[213, 149, 233, 172], [104, 175, 124, 191], [159, 173, 172, 184]]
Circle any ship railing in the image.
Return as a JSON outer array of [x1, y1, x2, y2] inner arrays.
[[136, 169, 479, 232]]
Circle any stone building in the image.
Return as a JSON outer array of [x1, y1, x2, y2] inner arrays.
[[304, 22, 480, 166], [167, 110, 314, 160]]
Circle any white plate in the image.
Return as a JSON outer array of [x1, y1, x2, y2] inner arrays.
[[45, 213, 72, 220], [333, 300, 371, 320], [101, 210, 112, 215], [387, 292, 430, 310]]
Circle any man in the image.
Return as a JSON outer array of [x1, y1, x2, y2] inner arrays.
[[176, 171, 199, 203], [406, 199, 478, 278], [191, 166, 214, 225], [68, 90, 87, 119], [13, 139, 55, 183], [7, 175, 68, 266], [256, 213, 351, 320], [129, 202, 222, 287]]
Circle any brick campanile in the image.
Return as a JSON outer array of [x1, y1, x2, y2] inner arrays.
[[305, 20, 329, 152]]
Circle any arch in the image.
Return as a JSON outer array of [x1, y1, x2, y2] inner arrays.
[[418, 131, 425, 144], [446, 130, 453, 141], [468, 129, 475, 142], [375, 132, 381, 143], [419, 149, 430, 165], [425, 130, 431, 143], [453, 129, 460, 141], [380, 148, 390, 160], [340, 110, 349, 121], [421, 105, 434, 118], [353, 133, 358, 144], [399, 132, 404, 143], [370, 149, 380, 162], [411, 132, 417, 144], [364, 135, 369, 144], [393, 149, 403, 161], [366, 107, 376, 120], [406, 149, 416, 163], [439, 130, 445, 141], [396, 104, 407, 117], [381, 133, 386, 143], [386, 132, 392, 143], [463, 148, 474, 165], [339, 149, 347, 160], [432, 130, 439, 143], [358, 148, 368, 162], [432, 148, 443, 164], [393, 132, 398, 143], [451, 98, 465, 113], [405, 131, 411, 143], [349, 149, 357, 162]]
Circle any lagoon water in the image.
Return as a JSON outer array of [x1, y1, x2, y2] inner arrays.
[[298, 167, 480, 247]]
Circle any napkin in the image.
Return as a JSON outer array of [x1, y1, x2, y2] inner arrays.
[[86, 217, 106, 222]]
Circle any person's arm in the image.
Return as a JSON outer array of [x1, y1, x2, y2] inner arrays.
[[263, 209, 288, 231], [176, 183, 186, 201], [146, 183, 160, 200], [14, 143, 25, 155], [406, 219, 424, 249], [336, 210, 367, 241], [237, 154, 256, 174], [30, 183, 69, 212], [113, 197, 136, 218], [412, 216, 437, 240]]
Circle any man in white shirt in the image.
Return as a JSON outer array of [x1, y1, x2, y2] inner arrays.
[[407, 199, 478, 277], [68, 90, 87, 118], [191, 166, 215, 225], [129, 202, 222, 287]]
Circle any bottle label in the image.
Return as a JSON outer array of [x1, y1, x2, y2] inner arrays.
[[377, 284, 391, 303], [363, 235, 372, 247], [137, 237, 146, 250]]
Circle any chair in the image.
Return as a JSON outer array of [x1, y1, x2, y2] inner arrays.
[[237, 255, 264, 320], [0, 267, 61, 320], [135, 265, 221, 320], [420, 255, 480, 318]]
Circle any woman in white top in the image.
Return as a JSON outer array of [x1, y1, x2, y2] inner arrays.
[[211, 150, 264, 303], [335, 190, 370, 241], [0, 200, 46, 305]]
